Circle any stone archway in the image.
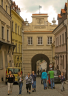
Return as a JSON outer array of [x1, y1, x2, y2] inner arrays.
[[31, 54, 50, 73]]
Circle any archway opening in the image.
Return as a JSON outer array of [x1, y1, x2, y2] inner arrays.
[[31, 54, 50, 74]]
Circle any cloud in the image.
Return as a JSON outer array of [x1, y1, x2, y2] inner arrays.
[[13, 0, 67, 24]]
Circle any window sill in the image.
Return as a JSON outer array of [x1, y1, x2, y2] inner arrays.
[[59, 45, 61, 47], [37, 44, 44, 46], [15, 32, 17, 34], [27, 44, 33, 46], [18, 34, 22, 36], [55, 46, 58, 48], [2, 38, 5, 41], [46, 44, 51, 46], [62, 44, 64, 46], [64, 43, 66, 45], [0, 68, 3, 70], [7, 40, 10, 42]]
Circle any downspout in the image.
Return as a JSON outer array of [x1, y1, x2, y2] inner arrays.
[[63, 23, 67, 80]]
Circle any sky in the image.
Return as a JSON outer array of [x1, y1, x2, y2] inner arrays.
[[13, 0, 67, 24]]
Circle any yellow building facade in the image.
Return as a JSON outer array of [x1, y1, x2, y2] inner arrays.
[[11, 2, 24, 68]]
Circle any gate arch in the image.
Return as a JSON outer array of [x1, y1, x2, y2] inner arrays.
[[31, 54, 50, 73]]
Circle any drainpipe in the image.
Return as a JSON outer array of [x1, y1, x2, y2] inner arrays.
[[63, 23, 67, 79], [22, 30, 24, 76]]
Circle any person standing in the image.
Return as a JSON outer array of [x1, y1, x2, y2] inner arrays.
[[41, 70, 48, 90], [17, 72, 23, 95], [25, 72, 33, 94], [60, 72, 65, 92], [49, 68, 55, 89], [31, 71, 36, 92], [7, 70, 14, 95]]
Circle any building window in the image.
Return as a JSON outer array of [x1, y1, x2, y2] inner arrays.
[[65, 32, 66, 43], [15, 24, 17, 33], [4, 51, 7, 68], [0, 51, 3, 69], [62, 34, 64, 44], [19, 44, 20, 53], [18, 26, 19, 34], [6, 5, 7, 12], [38, 37, 42, 45], [2, 26, 4, 39], [56, 38, 57, 46], [63, 55, 64, 69], [1, 0, 3, 7], [21, 45, 22, 53], [60, 35, 61, 45], [58, 37, 59, 46], [7, 30, 9, 41], [16, 43, 17, 52], [47, 37, 52, 45], [12, 21, 13, 31], [20, 28, 21, 35], [28, 37, 32, 45]]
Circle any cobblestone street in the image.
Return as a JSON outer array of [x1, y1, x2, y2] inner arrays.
[[0, 78, 68, 96]]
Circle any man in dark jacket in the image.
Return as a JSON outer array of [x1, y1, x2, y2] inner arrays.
[[31, 71, 36, 92], [7, 70, 14, 95]]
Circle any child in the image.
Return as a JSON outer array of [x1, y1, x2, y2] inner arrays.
[[60, 72, 65, 92]]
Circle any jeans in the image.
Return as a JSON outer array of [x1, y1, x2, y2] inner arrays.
[[50, 78, 55, 89], [32, 81, 36, 88], [43, 79, 47, 89], [19, 82, 23, 94]]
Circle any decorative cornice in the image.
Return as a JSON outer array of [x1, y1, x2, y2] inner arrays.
[[23, 49, 52, 51], [24, 31, 53, 34], [0, 5, 11, 21], [6, 25, 11, 28], [1, 20, 6, 25], [55, 51, 66, 54]]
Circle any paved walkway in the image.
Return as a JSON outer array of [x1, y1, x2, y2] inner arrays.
[[0, 78, 68, 96]]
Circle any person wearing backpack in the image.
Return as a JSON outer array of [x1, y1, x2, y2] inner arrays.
[[41, 69, 48, 90], [25, 72, 33, 94]]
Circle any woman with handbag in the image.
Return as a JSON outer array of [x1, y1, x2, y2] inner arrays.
[[17, 72, 23, 95]]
